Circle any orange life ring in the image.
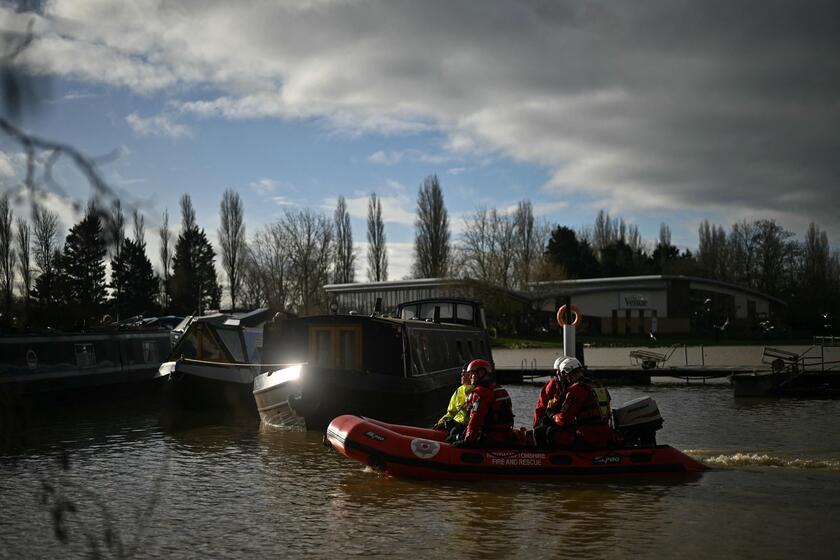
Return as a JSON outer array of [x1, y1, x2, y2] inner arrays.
[[556, 304, 582, 327]]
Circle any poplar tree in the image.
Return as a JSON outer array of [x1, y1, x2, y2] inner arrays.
[[412, 175, 450, 278], [219, 189, 246, 309], [366, 193, 388, 282], [333, 195, 355, 284]]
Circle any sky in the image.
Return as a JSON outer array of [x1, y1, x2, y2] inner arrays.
[[1, 0, 839, 285]]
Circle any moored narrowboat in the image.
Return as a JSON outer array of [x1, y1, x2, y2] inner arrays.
[[253, 298, 493, 429]]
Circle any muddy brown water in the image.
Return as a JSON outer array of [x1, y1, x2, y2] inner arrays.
[[2, 353, 839, 558]]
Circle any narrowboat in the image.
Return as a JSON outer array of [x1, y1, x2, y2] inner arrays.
[[0, 327, 172, 399], [253, 298, 493, 429], [157, 308, 271, 414]]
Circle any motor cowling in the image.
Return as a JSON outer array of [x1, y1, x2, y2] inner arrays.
[[613, 396, 664, 446]]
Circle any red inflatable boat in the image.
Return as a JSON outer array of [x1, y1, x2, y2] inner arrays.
[[325, 414, 708, 480]]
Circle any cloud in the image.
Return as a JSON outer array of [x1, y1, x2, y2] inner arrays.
[[14, 1, 840, 236], [126, 112, 192, 139], [336, 192, 415, 226], [368, 149, 459, 166], [0, 152, 15, 177], [271, 196, 295, 206], [250, 178, 277, 195]]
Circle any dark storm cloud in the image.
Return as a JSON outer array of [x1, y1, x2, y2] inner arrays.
[[14, 0, 840, 234]]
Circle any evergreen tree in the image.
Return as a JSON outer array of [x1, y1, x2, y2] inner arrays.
[[170, 226, 221, 315], [32, 248, 65, 312], [63, 207, 108, 324], [111, 238, 160, 318], [546, 225, 599, 278]]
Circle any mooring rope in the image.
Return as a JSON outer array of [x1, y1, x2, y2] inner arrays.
[[172, 357, 308, 368]]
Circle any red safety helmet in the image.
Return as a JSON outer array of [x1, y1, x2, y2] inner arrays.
[[466, 359, 493, 378]]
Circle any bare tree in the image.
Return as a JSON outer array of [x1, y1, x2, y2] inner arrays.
[[218, 189, 246, 309], [658, 223, 671, 247], [281, 209, 333, 315], [15, 216, 31, 321], [366, 193, 388, 282], [158, 209, 172, 308], [626, 223, 644, 253], [412, 175, 450, 278], [698, 219, 729, 280], [592, 209, 616, 256], [333, 195, 355, 284], [244, 223, 293, 311], [753, 219, 796, 297], [459, 206, 516, 287], [107, 199, 125, 260], [512, 200, 534, 288], [179, 194, 196, 232], [32, 204, 59, 276], [801, 223, 830, 295], [132, 208, 145, 247], [0, 194, 15, 317], [729, 219, 758, 288]]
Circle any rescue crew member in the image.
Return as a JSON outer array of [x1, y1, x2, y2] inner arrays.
[[434, 362, 473, 437], [533, 356, 569, 428], [451, 359, 515, 447], [541, 357, 614, 449], [532, 356, 569, 446]]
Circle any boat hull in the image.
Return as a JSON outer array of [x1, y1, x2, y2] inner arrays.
[[160, 360, 258, 415], [253, 365, 457, 429], [326, 414, 708, 480]]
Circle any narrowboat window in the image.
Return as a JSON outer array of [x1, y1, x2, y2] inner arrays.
[[217, 329, 245, 362], [456, 304, 474, 322], [420, 302, 453, 320], [467, 339, 474, 358], [142, 340, 159, 363], [401, 305, 419, 320], [313, 328, 333, 367], [478, 339, 485, 355], [456, 339, 464, 363], [196, 327, 226, 362], [75, 343, 96, 368], [338, 328, 359, 369]]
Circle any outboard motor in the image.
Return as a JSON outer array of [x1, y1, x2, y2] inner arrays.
[[613, 396, 664, 447]]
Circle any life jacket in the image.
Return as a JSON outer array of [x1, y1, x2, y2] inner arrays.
[[486, 385, 514, 432], [467, 383, 514, 442], [571, 380, 612, 426]]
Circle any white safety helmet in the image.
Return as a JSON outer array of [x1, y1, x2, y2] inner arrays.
[[554, 356, 583, 375]]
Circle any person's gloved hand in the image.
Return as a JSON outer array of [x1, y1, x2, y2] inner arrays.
[[433, 423, 446, 431]]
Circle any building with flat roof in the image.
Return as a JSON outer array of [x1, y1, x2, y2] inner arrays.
[[324, 275, 786, 337], [529, 275, 786, 336], [323, 278, 532, 335]]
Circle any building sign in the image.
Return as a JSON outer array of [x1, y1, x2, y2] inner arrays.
[[620, 293, 649, 309]]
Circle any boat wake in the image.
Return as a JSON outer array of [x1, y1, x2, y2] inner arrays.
[[689, 451, 840, 471]]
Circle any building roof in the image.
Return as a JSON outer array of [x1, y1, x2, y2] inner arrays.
[[528, 274, 787, 305], [324, 277, 531, 303]]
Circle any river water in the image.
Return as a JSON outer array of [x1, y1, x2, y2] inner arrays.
[[2, 360, 840, 558]]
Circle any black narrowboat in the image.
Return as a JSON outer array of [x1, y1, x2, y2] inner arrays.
[[253, 298, 493, 429]]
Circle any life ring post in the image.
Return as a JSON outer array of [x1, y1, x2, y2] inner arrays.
[[556, 303, 582, 358]]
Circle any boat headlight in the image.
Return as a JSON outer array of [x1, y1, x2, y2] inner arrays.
[[267, 364, 302, 384]]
